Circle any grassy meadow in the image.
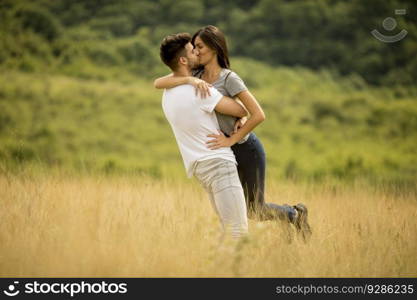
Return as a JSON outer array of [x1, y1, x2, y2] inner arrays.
[[1, 168, 416, 277], [1, 59, 417, 278]]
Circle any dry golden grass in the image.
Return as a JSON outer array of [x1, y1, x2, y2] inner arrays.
[[1, 170, 416, 277]]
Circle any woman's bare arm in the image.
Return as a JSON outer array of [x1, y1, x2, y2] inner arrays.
[[153, 74, 212, 97], [153, 74, 189, 89], [207, 90, 265, 149]]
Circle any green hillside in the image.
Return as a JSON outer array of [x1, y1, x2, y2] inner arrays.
[[1, 0, 417, 183], [1, 61, 416, 182]]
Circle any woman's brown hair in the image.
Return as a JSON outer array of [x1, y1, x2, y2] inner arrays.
[[192, 25, 230, 69]]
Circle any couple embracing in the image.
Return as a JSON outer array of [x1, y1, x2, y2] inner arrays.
[[156, 25, 311, 241]]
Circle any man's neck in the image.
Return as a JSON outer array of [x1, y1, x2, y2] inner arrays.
[[173, 66, 191, 77]]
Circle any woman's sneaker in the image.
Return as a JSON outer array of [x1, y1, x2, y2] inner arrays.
[[293, 203, 312, 242]]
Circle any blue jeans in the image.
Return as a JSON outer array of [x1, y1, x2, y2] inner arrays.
[[231, 133, 296, 222]]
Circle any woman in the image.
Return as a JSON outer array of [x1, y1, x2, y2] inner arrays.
[[154, 26, 310, 237]]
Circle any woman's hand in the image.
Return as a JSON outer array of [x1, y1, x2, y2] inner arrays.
[[206, 130, 235, 149], [233, 116, 247, 133], [188, 77, 212, 98]]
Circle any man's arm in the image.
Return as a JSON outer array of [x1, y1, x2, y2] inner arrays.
[[214, 96, 248, 118]]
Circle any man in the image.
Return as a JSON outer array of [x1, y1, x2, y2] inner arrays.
[[159, 33, 249, 239]]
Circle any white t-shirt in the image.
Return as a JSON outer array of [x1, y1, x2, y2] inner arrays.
[[162, 84, 237, 177]]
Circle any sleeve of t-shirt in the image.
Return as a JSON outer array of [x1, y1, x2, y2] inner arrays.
[[200, 87, 223, 113], [225, 71, 248, 97]]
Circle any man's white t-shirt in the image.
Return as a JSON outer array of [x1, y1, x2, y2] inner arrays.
[[162, 84, 237, 177]]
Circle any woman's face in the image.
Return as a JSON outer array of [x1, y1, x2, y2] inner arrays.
[[194, 36, 216, 66]]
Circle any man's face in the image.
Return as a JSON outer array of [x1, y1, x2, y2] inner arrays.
[[184, 42, 199, 69]]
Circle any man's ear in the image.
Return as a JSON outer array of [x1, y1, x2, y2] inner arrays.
[[179, 56, 187, 66]]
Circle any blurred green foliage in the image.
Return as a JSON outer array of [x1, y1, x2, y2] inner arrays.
[[1, 65, 416, 182], [0, 0, 416, 182], [1, 0, 416, 84]]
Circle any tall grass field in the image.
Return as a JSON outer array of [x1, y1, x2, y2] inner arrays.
[[1, 169, 416, 277]]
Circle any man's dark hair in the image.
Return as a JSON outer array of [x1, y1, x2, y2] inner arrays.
[[160, 33, 191, 71]]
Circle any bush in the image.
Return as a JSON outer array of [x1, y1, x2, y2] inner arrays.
[[7, 144, 35, 163], [0, 103, 16, 133], [84, 43, 123, 66], [89, 16, 134, 37], [311, 102, 345, 123], [14, 5, 62, 41], [116, 36, 159, 74]]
